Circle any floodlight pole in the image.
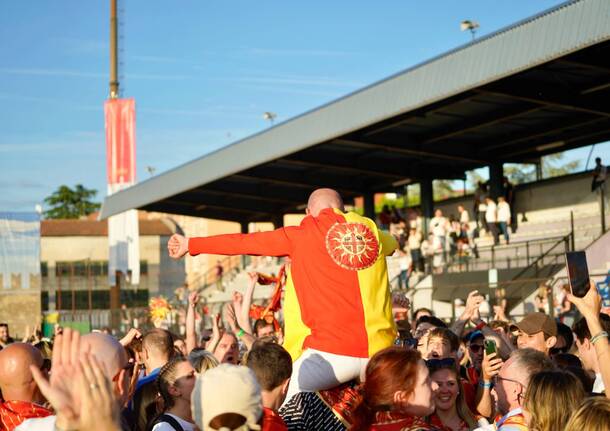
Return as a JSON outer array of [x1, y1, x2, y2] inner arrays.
[[110, 0, 119, 98]]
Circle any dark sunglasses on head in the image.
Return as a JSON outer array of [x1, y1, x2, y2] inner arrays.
[[469, 344, 484, 353], [394, 337, 418, 348], [426, 357, 456, 369]]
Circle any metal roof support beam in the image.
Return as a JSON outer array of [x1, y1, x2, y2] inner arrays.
[[475, 83, 610, 118], [421, 105, 542, 144], [279, 155, 407, 179], [333, 138, 486, 165], [142, 202, 249, 223], [231, 171, 368, 196], [173, 193, 287, 215], [203, 182, 311, 205], [482, 116, 608, 153]]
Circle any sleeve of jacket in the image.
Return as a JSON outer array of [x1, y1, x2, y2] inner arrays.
[[188, 227, 297, 257]]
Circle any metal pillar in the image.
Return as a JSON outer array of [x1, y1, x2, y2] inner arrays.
[[272, 215, 284, 229], [240, 222, 249, 269], [109, 0, 119, 98], [420, 179, 434, 235], [488, 162, 504, 199], [363, 193, 375, 220]]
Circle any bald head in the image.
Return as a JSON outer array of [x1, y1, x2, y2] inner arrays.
[[80, 332, 128, 380], [306, 188, 344, 217], [0, 343, 44, 402]]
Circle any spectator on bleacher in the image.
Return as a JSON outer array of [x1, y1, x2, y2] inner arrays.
[[534, 285, 549, 314], [378, 205, 392, 230], [408, 227, 424, 273], [474, 182, 488, 233], [430, 209, 449, 261], [522, 370, 585, 431], [246, 343, 292, 430], [148, 356, 197, 431], [457, 204, 470, 226], [0, 323, 15, 348], [350, 347, 437, 431], [492, 349, 555, 430], [0, 344, 52, 430], [592, 157, 607, 193], [484, 197, 500, 245], [497, 196, 511, 244], [557, 284, 577, 327], [427, 358, 478, 431], [503, 177, 516, 233], [215, 260, 224, 292], [510, 312, 557, 355], [396, 247, 412, 290]]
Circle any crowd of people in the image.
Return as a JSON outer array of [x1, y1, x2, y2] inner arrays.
[[1, 187, 610, 431], [384, 178, 514, 284]]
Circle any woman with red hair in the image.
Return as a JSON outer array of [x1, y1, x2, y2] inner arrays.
[[351, 347, 437, 431]]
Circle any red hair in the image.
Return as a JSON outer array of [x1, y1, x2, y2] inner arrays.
[[351, 347, 422, 431]]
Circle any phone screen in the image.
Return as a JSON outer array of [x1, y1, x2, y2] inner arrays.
[[484, 339, 497, 356], [565, 251, 590, 298]]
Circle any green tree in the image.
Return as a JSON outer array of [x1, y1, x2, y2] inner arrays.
[[43, 184, 101, 219], [542, 152, 581, 178]]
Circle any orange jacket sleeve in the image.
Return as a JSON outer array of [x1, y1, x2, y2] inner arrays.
[[188, 227, 296, 257]]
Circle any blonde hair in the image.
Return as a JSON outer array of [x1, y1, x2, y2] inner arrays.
[[565, 397, 610, 431], [523, 370, 585, 431], [188, 348, 219, 374]]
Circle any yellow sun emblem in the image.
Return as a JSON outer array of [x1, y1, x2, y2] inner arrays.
[[325, 222, 380, 270]]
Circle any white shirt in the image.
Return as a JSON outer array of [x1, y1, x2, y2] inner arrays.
[[430, 216, 447, 237], [15, 416, 55, 431], [593, 373, 605, 394], [497, 201, 511, 223], [485, 201, 497, 223], [152, 414, 196, 431], [459, 209, 470, 224]]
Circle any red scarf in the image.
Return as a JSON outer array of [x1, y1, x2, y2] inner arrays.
[[0, 400, 52, 431]]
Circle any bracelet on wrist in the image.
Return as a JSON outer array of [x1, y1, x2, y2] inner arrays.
[[591, 331, 609, 345], [237, 328, 245, 338], [475, 321, 486, 331], [479, 381, 493, 389]]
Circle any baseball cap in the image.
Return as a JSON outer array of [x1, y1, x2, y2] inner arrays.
[[191, 363, 262, 431], [510, 312, 557, 337]]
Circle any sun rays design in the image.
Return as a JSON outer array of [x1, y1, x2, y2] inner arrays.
[[325, 222, 380, 270]]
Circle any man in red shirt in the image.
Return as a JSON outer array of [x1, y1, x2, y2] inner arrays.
[[0, 343, 52, 430], [169, 188, 397, 401], [246, 342, 292, 430]]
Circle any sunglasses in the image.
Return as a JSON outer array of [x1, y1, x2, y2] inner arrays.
[[426, 358, 456, 369], [469, 344, 484, 354], [394, 337, 418, 348]]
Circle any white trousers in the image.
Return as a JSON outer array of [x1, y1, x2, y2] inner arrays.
[[283, 348, 369, 406]]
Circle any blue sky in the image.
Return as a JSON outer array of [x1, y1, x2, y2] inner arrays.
[[1, 0, 607, 212]]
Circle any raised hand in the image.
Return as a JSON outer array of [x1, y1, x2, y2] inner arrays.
[[481, 351, 503, 383], [188, 290, 200, 306], [78, 354, 121, 431], [119, 328, 142, 347], [567, 280, 601, 322], [31, 328, 81, 430], [167, 234, 189, 259]]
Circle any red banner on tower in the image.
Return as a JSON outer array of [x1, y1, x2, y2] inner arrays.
[[105, 98, 136, 186]]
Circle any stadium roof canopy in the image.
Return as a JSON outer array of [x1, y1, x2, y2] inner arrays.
[[101, 0, 610, 223]]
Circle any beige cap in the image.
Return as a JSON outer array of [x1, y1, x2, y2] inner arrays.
[[191, 363, 262, 431], [510, 312, 557, 337]]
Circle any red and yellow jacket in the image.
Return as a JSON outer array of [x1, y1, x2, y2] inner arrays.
[[188, 208, 397, 360]]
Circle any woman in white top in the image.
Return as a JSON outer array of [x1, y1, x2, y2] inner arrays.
[[150, 357, 197, 431]]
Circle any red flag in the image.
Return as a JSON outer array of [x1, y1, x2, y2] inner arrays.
[[105, 98, 136, 186]]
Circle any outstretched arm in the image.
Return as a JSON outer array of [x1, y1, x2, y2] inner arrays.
[[168, 228, 296, 260]]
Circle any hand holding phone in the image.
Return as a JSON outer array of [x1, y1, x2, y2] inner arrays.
[[484, 339, 497, 356], [565, 251, 590, 298]]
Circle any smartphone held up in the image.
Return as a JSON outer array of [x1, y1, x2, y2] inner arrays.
[[565, 251, 590, 298]]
